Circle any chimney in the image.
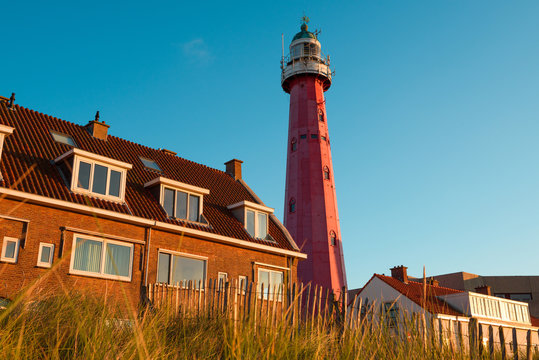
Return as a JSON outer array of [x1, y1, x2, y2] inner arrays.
[[475, 285, 492, 296], [85, 111, 110, 140], [428, 277, 440, 287], [225, 159, 243, 180], [390, 265, 408, 283]]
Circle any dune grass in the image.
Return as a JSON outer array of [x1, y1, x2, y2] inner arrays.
[[0, 290, 492, 360]]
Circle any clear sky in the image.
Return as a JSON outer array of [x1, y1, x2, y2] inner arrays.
[[2, 1, 538, 289]]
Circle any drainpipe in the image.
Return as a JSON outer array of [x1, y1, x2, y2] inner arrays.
[[144, 227, 152, 287]]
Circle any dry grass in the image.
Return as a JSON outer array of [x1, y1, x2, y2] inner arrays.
[[0, 290, 497, 360]]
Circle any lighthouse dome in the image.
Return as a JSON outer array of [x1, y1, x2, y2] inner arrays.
[[292, 23, 317, 41]]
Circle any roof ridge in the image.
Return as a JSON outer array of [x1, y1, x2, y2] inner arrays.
[[376, 274, 463, 293], [4, 102, 230, 178]]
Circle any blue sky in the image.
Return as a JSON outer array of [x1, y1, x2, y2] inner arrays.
[[2, 1, 538, 289]]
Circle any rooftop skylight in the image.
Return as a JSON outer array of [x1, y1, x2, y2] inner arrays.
[[51, 130, 77, 147], [140, 157, 162, 172]]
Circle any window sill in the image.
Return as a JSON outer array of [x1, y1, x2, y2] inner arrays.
[[71, 188, 125, 204], [0, 258, 17, 264], [69, 270, 132, 283]]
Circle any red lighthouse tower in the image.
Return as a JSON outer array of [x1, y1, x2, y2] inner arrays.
[[282, 18, 347, 296]]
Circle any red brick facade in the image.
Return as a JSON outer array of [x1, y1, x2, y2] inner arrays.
[[0, 97, 303, 305]]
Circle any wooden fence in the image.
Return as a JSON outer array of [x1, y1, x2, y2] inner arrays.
[[147, 279, 539, 359]]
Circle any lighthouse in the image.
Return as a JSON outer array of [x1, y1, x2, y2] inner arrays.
[[281, 18, 347, 296]]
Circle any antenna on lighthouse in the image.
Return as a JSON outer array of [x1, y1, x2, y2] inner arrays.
[[281, 33, 285, 69]]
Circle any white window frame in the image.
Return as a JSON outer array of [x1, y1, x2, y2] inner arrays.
[[245, 209, 268, 239], [218, 272, 228, 291], [55, 149, 132, 202], [156, 249, 208, 289], [257, 268, 284, 301], [69, 233, 134, 282], [37, 243, 55, 268], [144, 177, 209, 223], [1, 236, 20, 263], [161, 186, 203, 222], [227, 201, 273, 240]]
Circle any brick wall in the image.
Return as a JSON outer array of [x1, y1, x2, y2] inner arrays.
[[0, 197, 298, 306]]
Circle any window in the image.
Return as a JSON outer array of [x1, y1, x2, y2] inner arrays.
[[1, 237, 19, 263], [157, 251, 206, 288], [239, 275, 248, 295], [218, 272, 228, 291], [37, 243, 54, 268], [291, 138, 297, 152], [509, 293, 532, 302], [245, 209, 268, 239], [258, 269, 283, 301], [69, 235, 133, 281], [163, 187, 201, 222], [140, 157, 162, 172], [382, 302, 399, 328], [319, 110, 324, 122], [323, 166, 330, 180], [51, 130, 77, 147], [289, 198, 296, 213], [311, 134, 318, 139], [55, 149, 131, 202], [300, 134, 307, 139], [329, 231, 337, 246]]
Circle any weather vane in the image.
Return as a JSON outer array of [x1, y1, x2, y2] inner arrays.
[[301, 15, 310, 25]]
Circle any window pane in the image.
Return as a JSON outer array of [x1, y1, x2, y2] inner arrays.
[[175, 191, 188, 219], [40, 246, 51, 263], [171, 256, 205, 286], [246, 210, 255, 237], [157, 253, 171, 284], [189, 195, 199, 222], [258, 270, 270, 299], [257, 213, 267, 239], [140, 157, 162, 172], [92, 164, 108, 195], [5, 241, 16, 259], [78, 161, 91, 190], [164, 188, 175, 216], [104, 243, 131, 277], [73, 238, 102, 273], [51, 131, 76, 147], [109, 170, 121, 197]]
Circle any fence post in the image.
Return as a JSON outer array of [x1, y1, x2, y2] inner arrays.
[[526, 329, 531, 360], [489, 325, 495, 357], [478, 322, 484, 357], [512, 327, 519, 360], [499, 326, 507, 360], [457, 320, 463, 354], [469, 318, 478, 358]]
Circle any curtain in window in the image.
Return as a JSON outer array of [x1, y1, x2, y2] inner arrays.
[[104, 243, 131, 277], [73, 238, 102, 273]]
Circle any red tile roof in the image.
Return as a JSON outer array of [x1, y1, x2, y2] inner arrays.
[[0, 100, 296, 251], [360, 274, 465, 316]]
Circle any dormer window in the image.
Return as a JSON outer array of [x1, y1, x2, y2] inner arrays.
[[144, 177, 209, 223], [228, 201, 274, 240], [55, 149, 132, 202], [51, 130, 77, 147]]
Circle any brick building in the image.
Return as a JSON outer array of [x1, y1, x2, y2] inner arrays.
[[0, 95, 306, 305]]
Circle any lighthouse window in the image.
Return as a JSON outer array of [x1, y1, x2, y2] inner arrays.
[[323, 166, 330, 180], [303, 44, 310, 56], [291, 138, 297, 152], [319, 111, 324, 122], [311, 134, 318, 139], [330, 231, 337, 246], [321, 136, 326, 141], [300, 134, 307, 139], [289, 198, 296, 213]]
